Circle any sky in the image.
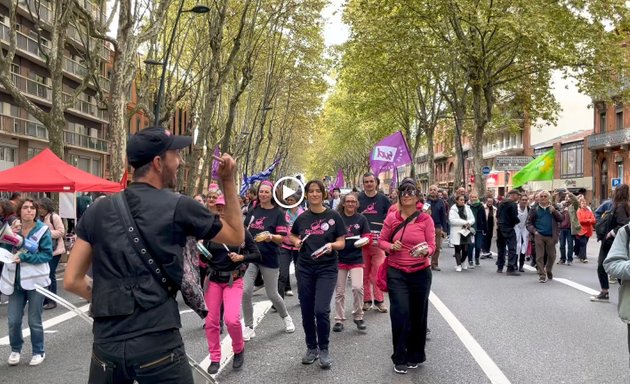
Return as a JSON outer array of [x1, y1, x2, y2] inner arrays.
[[320, 1, 594, 146]]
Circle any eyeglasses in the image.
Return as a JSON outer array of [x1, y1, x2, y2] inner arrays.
[[400, 189, 417, 197], [345, 200, 358, 204]]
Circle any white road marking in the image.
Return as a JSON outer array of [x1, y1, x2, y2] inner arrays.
[[430, 291, 512, 384], [44, 330, 58, 334], [522, 265, 600, 295], [199, 300, 273, 375], [0, 304, 90, 346]]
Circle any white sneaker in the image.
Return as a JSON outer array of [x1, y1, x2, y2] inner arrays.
[[29, 353, 45, 366], [285, 290, 294, 296], [462, 263, 468, 270], [8, 352, 20, 366], [242, 326, 256, 341], [284, 315, 296, 333], [455, 265, 462, 272]]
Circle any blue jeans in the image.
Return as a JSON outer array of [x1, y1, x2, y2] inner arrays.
[[8, 286, 45, 354], [559, 228, 573, 262], [44, 255, 61, 304], [467, 231, 485, 262]]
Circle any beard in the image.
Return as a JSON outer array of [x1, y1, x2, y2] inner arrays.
[[161, 167, 178, 189]]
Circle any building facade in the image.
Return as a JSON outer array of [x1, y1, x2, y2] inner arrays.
[[587, 101, 630, 205], [0, 0, 110, 177]]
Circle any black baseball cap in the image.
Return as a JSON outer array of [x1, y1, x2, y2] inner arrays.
[[127, 127, 193, 168]]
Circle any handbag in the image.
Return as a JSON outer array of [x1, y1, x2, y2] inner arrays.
[[377, 211, 420, 292], [112, 193, 208, 319]]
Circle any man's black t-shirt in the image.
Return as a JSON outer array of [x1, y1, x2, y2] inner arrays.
[[338, 212, 371, 265], [244, 205, 287, 268], [76, 183, 223, 342], [204, 231, 261, 279], [358, 192, 391, 231], [291, 208, 345, 266]]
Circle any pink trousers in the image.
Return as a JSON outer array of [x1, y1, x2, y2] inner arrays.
[[362, 244, 385, 303], [204, 278, 244, 362]]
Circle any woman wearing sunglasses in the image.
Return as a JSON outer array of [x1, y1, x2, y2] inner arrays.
[[378, 178, 435, 374]]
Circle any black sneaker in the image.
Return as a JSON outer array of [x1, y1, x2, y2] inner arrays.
[[233, 350, 244, 370], [43, 302, 57, 310], [318, 349, 332, 369], [354, 319, 366, 330], [497, 268, 503, 273], [333, 322, 344, 332], [475, 259, 480, 266], [590, 292, 609, 302], [407, 362, 419, 369], [518, 266, 525, 272], [207, 361, 220, 375], [302, 348, 319, 365], [546, 272, 553, 280], [394, 364, 408, 374], [506, 270, 520, 276]]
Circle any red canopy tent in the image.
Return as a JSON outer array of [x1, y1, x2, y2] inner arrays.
[[0, 148, 122, 193]]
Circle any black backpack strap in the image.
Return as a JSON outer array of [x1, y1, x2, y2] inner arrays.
[[111, 193, 176, 296], [389, 211, 420, 242]]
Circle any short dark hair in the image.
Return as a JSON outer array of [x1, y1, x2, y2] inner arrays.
[[16, 197, 39, 219], [37, 197, 55, 213], [0, 199, 15, 217], [305, 180, 328, 201], [362, 172, 380, 186], [333, 188, 340, 193], [132, 152, 166, 180], [9, 192, 21, 201]]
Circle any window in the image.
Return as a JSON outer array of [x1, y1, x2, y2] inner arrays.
[[27, 147, 42, 159], [617, 162, 623, 179], [617, 110, 624, 130], [0, 145, 15, 162], [560, 141, 584, 179], [10, 64, 19, 75], [91, 158, 101, 177], [599, 111, 607, 133]]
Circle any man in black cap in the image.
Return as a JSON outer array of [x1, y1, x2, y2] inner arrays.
[[64, 127, 245, 383], [496, 189, 521, 275]]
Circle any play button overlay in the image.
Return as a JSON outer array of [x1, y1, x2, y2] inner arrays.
[[273, 176, 305, 209]]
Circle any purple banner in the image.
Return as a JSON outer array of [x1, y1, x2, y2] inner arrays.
[[389, 169, 398, 192], [211, 146, 221, 180], [369, 131, 412, 175], [329, 168, 344, 192]]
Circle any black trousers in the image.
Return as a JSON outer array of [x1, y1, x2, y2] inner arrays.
[[297, 262, 337, 351], [597, 238, 614, 290], [278, 248, 298, 298], [496, 227, 518, 270], [88, 330, 193, 384], [483, 224, 494, 253], [387, 266, 432, 366]]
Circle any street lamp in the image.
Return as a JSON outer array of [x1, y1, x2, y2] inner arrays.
[[146, 2, 209, 127]]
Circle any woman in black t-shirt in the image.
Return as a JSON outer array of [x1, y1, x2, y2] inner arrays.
[[242, 181, 295, 340], [289, 180, 345, 369], [333, 192, 370, 333]]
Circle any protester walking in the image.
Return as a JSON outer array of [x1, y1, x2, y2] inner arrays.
[[467, 192, 486, 268], [37, 197, 65, 310], [202, 196, 261, 374], [515, 195, 530, 272], [1, 198, 53, 366], [591, 184, 630, 302], [481, 197, 495, 259], [378, 178, 435, 374], [333, 193, 370, 332], [290, 180, 346, 369], [496, 190, 521, 275], [449, 195, 475, 272], [575, 199, 596, 264], [64, 127, 245, 383], [242, 181, 295, 340], [526, 191, 563, 283], [358, 172, 391, 313], [426, 185, 447, 271], [278, 194, 303, 299]]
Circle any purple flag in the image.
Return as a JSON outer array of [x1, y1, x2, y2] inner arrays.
[[369, 131, 412, 175], [211, 146, 221, 180], [329, 168, 344, 192]]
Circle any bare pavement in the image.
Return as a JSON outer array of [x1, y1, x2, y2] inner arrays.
[[0, 236, 628, 384]]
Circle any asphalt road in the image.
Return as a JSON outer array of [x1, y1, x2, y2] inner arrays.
[[0, 236, 628, 384]]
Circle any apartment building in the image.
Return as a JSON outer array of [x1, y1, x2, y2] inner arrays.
[[0, 0, 111, 178]]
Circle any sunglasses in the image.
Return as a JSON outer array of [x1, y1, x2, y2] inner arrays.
[[400, 189, 417, 197]]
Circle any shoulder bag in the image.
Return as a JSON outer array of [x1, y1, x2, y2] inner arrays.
[[376, 211, 420, 292]]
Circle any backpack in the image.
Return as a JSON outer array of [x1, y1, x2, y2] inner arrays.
[[595, 209, 615, 241]]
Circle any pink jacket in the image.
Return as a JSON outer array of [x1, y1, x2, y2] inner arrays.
[[43, 213, 66, 256], [379, 210, 436, 272]]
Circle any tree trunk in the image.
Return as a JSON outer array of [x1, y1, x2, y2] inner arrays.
[[427, 125, 435, 186]]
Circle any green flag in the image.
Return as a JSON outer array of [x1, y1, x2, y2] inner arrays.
[[511, 149, 555, 188]]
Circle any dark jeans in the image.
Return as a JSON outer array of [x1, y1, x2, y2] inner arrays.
[[496, 227, 517, 271], [387, 266, 432, 366], [88, 330, 193, 384], [297, 262, 337, 351], [559, 228, 573, 262], [467, 231, 484, 262], [278, 248, 297, 298], [575, 235, 589, 261], [454, 244, 468, 265], [44, 255, 61, 305], [483, 225, 493, 253], [597, 238, 614, 290]]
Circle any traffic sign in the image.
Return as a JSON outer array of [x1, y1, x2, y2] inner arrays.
[[612, 178, 622, 188], [482, 166, 491, 176]]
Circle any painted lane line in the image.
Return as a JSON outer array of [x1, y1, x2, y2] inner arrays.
[[0, 304, 90, 346], [522, 265, 600, 295], [430, 292, 511, 384], [199, 300, 273, 375]]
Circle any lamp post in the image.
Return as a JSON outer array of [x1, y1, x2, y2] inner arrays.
[[147, 1, 209, 127]]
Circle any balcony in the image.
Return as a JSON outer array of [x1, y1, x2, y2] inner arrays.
[[63, 93, 109, 121], [10, 73, 51, 101], [587, 128, 630, 150], [64, 130, 108, 152], [0, 114, 49, 140], [17, 0, 52, 23]]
